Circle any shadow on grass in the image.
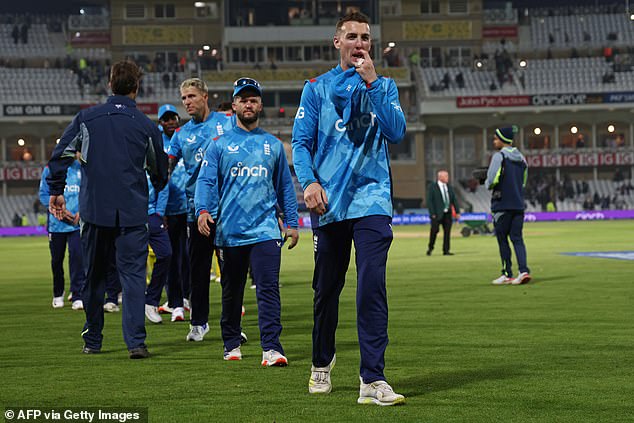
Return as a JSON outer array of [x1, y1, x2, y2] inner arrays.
[[398, 366, 521, 398], [526, 275, 571, 285]]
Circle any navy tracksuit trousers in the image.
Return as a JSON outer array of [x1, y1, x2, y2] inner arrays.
[[104, 253, 121, 305], [493, 210, 530, 278], [145, 214, 172, 306], [187, 221, 215, 326], [219, 240, 283, 353], [166, 213, 190, 308], [49, 230, 86, 301], [81, 223, 149, 350], [312, 215, 392, 384]]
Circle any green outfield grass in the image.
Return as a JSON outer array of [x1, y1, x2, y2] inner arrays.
[[1, 220, 633, 422]]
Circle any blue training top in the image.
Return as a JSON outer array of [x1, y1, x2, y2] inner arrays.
[[195, 126, 299, 247], [292, 65, 406, 227], [162, 131, 187, 216], [168, 111, 234, 222], [39, 161, 81, 233]]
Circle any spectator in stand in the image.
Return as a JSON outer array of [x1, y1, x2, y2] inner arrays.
[[11, 24, 19, 44], [441, 72, 450, 89], [582, 196, 594, 211], [455, 72, 465, 89], [12, 212, 21, 227], [583, 31, 591, 42], [20, 23, 28, 44]]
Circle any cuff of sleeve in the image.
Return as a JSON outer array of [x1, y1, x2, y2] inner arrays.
[[199, 210, 209, 215], [168, 155, 177, 160], [301, 179, 318, 191], [366, 78, 381, 90]]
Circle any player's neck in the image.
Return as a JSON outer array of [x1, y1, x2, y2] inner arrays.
[[193, 108, 211, 123], [237, 119, 259, 132]]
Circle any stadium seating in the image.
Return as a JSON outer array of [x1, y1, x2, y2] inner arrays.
[[421, 57, 634, 96], [0, 194, 40, 228], [0, 23, 66, 58], [530, 13, 634, 49], [0, 67, 83, 103], [456, 178, 634, 213]]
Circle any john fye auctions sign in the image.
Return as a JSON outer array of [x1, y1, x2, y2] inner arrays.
[[3, 104, 80, 116]]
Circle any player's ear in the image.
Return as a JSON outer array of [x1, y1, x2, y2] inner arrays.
[[333, 35, 341, 50]]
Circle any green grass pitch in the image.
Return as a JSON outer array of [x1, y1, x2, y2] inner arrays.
[[1, 220, 633, 422]]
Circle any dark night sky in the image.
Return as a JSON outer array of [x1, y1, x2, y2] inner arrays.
[[1, 0, 107, 14]]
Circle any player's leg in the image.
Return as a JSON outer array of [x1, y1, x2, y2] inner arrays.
[[441, 212, 453, 254], [49, 231, 67, 307], [493, 211, 513, 278], [187, 221, 214, 327], [67, 229, 86, 307], [352, 215, 392, 384], [353, 215, 405, 406], [145, 214, 172, 323], [218, 245, 249, 358], [250, 240, 286, 365], [80, 223, 112, 351], [115, 224, 150, 353], [312, 221, 352, 368], [510, 211, 531, 284], [427, 216, 440, 254]]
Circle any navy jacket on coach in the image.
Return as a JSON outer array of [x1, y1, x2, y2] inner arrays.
[[47, 95, 168, 227]]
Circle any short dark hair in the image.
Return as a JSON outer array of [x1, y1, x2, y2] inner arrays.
[[216, 101, 233, 112], [336, 11, 370, 32], [109, 60, 142, 96]]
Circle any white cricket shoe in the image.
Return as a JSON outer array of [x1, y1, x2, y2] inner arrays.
[[103, 302, 120, 313], [52, 296, 64, 308], [183, 298, 191, 312], [158, 301, 173, 314], [223, 346, 242, 361], [512, 272, 532, 285], [262, 350, 288, 367], [491, 275, 513, 285], [240, 331, 248, 344], [309, 355, 336, 394], [186, 324, 209, 342], [171, 307, 185, 322], [357, 378, 405, 406], [145, 304, 162, 323], [71, 300, 84, 310]]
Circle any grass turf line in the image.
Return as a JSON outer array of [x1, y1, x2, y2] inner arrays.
[[0, 220, 633, 422]]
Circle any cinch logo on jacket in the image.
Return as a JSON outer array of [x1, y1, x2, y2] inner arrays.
[[230, 162, 269, 178], [334, 112, 376, 132]]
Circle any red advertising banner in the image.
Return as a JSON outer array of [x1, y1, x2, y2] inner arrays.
[[80, 103, 158, 117], [70, 31, 111, 45], [482, 26, 518, 38], [1, 166, 43, 181], [526, 151, 634, 168], [457, 95, 531, 108]]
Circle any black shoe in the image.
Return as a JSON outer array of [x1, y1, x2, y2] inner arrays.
[[82, 346, 101, 354], [129, 346, 150, 359], [443, 252, 454, 256], [426, 249, 432, 256]]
